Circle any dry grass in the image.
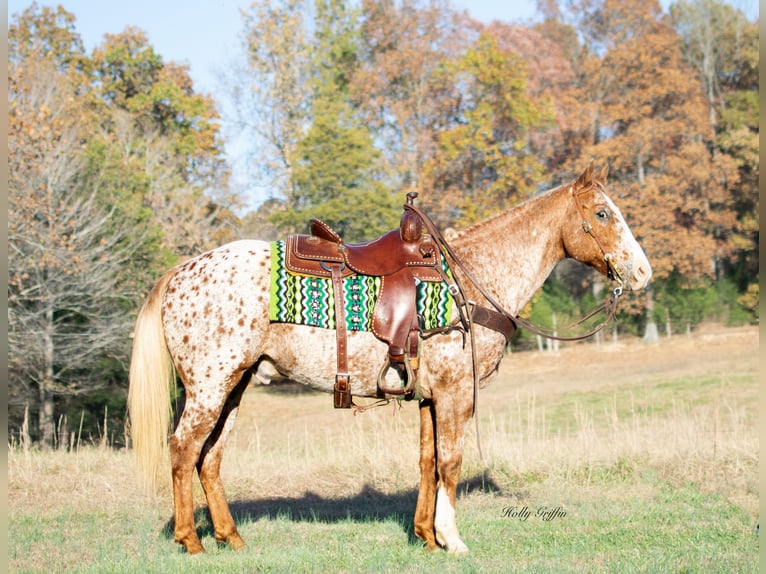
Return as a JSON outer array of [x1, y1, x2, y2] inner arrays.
[[8, 323, 759, 572], [206, 323, 758, 513], [9, 324, 758, 511]]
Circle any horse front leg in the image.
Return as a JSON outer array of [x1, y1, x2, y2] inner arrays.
[[195, 374, 250, 551], [432, 395, 473, 554], [414, 399, 439, 550]]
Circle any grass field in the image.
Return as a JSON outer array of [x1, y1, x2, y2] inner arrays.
[[8, 324, 760, 573]]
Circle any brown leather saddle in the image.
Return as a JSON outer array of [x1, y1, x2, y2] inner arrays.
[[284, 193, 446, 408]]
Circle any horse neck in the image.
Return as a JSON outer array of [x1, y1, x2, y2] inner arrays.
[[450, 187, 569, 316]]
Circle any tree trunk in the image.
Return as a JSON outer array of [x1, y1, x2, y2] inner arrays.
[[665, 308, 672, 338], [38, 384, 55, 448], [40, 305, 56, 448], [642, 284, 659, 345]]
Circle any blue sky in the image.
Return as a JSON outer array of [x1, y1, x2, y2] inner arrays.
[[7, 0, 539, 97]]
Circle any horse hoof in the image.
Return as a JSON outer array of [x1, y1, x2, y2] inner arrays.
[[215, 533, 246, 551], [228, 535, 246, 552], [447, 541, 469, 555], [183, 542, 206, 555]]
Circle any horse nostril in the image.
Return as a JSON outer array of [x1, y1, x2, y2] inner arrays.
[[634, 264, 650, 282]]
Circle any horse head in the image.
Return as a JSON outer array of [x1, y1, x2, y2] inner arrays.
[[561, 163, 652, 291]]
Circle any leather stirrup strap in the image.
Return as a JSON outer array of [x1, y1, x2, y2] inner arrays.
[[326, 262, 352, 408]]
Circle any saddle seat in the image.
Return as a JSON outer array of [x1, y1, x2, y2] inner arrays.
[[283, 193, 446, 407], [286, 219, 442, 281]]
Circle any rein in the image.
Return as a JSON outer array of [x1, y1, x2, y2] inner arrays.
[[404, 195, 624, 462], [357, 192, 624, 461], [405, 198, 623, 345]]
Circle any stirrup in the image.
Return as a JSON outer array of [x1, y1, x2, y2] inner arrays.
[[376, 355, 417, 399]]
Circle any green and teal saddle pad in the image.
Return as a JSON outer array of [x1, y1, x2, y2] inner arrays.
[[269, 240, 454, 332]]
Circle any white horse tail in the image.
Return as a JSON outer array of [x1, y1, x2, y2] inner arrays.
[[128, 269, 176, 493]]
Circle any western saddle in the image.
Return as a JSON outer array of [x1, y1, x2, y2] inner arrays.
[[284, 192, 517, 408], [284, 193, 445, 407]]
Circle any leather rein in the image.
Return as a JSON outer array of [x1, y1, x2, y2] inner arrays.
[[394, 187, 625, 461], [405, 182, 624, 347]]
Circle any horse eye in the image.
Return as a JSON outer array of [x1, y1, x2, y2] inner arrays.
[[596, 209, 610, 221]]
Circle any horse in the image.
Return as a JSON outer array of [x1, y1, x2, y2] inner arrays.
[[128, 163, 652, 555]]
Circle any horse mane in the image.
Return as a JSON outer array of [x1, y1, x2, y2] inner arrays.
[[452, 162, 607, 240], [450, 183, 563, 241]]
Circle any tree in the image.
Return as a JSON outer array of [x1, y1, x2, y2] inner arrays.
[[558, 0, 735, 279], [549, 0, 756, 338], [8, 23, 145, 445], [277, 93, 401, 239], [8, 5, 237, 445], [90, 28, 238, 255], [237, 0, 401, 240], [421, 32, 552, 225], [485, 19, 581, 174], [670, 0, 757, 129], [279, 0, 400, 239], [233, 0, 313, 201], [353, 0, 472, 195], [670, 0, 758, 296]]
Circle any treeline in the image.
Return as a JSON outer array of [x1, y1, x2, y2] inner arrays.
[[8, 0, 758, 446]]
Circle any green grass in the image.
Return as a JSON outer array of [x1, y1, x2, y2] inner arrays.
[[488, 372, 756, 436], [9, 479, 758, 573]]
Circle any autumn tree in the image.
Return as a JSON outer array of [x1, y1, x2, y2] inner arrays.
[[353, 0, 472, 196], [484, 18, 582, 174], [421, 32, 552, 225], [552, 0, 749, 334], [8, 4, 236, 445], [670, 0, 759, 310]]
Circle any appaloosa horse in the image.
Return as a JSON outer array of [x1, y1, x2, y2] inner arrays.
[[128, 164, 651, 555]]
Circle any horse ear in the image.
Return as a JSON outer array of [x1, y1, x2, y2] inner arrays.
[[598, 164, 609, 183], [575, 161, 595, 188]]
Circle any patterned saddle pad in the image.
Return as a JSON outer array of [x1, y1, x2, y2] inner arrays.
[[268, 240, 453, 332]]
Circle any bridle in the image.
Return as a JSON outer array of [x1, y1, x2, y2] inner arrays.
[[571, 182, 624, 297], [391, 188, 627, 460], [395, 186, 627, 461]]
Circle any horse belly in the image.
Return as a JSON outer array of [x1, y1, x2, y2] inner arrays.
[[261, 325, 387, 397]]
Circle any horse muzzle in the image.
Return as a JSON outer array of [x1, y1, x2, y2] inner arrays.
[[619, 256, 652, 291]]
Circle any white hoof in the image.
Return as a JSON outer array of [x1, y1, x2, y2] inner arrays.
[[447, 540, 469, 555]]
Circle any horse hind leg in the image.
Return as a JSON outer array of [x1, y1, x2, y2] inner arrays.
[[170, 371, 247, 554], [195, 373, 251, 551], [170, 425, 207, 553]]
